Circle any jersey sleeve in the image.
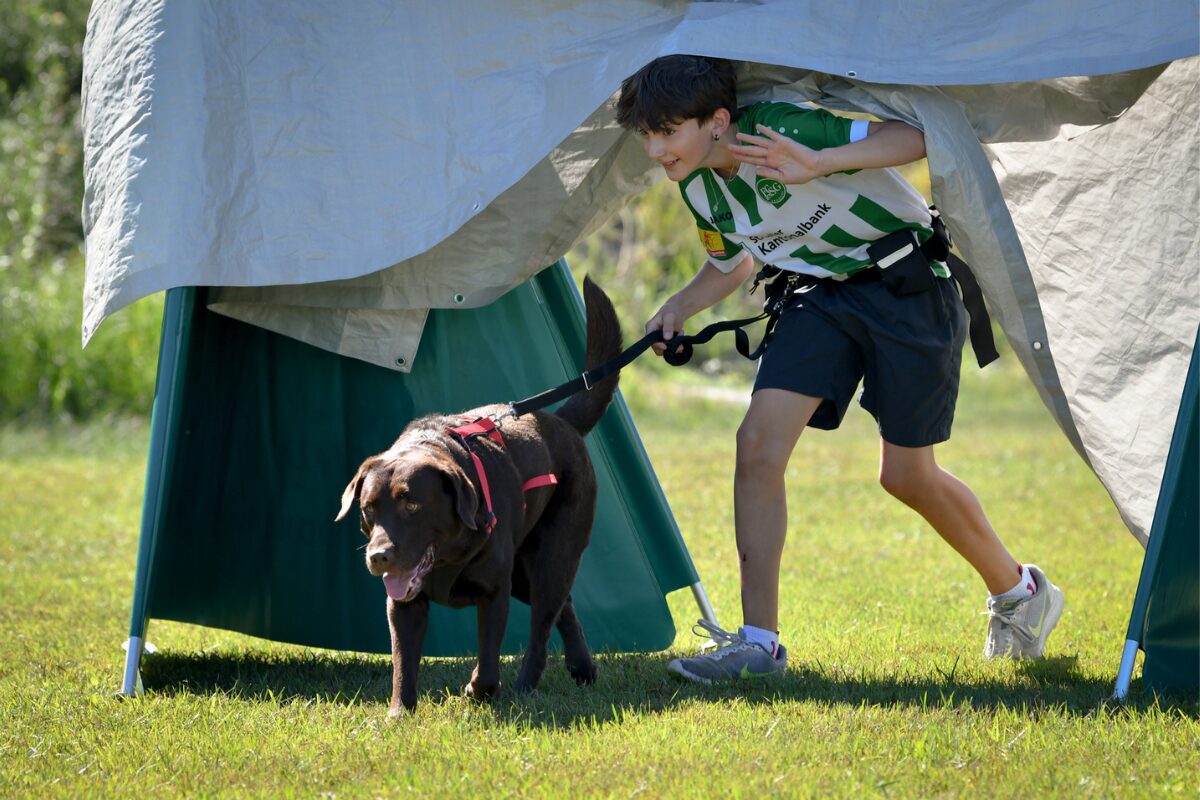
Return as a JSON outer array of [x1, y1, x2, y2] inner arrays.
[[694, 221, 744, 270], [740, 102, 855, 150]]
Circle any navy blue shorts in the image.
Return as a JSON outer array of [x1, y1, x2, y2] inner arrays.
[[753, 276, 967, 447]]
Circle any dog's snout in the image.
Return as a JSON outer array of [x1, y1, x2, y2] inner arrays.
[[366, 544, 395, 575]]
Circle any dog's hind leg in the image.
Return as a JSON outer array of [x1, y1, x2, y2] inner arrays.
[[511, 557, 598, 686], [465, 586, 510, 702], [556, 595, 598, 686], [514, 449, 598, 694], [513, 585, 562, 693], [514, 534, 591, 693]]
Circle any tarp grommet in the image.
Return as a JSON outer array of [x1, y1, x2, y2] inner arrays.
[[453, 293, 466, 304], [395, 357, 405, 366]]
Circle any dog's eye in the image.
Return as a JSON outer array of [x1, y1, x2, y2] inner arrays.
[[403, 501, 420, 514]]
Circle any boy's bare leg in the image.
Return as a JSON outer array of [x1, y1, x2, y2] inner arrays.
[[878, 441, 1020, 594], [734, 388, 823, 631]]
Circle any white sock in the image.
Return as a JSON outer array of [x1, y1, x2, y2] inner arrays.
[[740, 625, 780, 657], [990, 564, 1037, 603]]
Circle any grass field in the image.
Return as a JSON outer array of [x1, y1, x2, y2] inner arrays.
[[1, 351, 1196, 797]]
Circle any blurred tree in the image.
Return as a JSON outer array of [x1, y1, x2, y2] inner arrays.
[[0, 0, 162, 422]]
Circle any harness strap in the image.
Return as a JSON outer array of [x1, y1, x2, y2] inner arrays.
[[522, 474, 558, 492], [464, 447, 497, 535], [448, 418, 563, 534], [520, 473, 558, 512], [449, 417, 505, 447], [447, 417, 505, 536]]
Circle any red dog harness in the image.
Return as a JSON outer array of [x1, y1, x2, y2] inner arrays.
[[446, 417, 557, 536]]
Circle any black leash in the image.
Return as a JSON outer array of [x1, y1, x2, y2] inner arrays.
[[504, 209, 998, 418], [505, 311, 772, 418]]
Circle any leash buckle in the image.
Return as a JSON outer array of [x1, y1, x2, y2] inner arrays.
[[581, 370, 593, 391]]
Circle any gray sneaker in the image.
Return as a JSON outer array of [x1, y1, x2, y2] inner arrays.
[[983, 564, 1065, 659], [667, 620, 787, 684]]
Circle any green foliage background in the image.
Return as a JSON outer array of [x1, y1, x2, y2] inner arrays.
[[0, 0, 160, 423]]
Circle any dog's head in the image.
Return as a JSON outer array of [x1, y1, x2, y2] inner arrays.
[[336, 441, 484, 602]]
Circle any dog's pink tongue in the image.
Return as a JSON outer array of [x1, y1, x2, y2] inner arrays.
[[382, 569, 416, 601]]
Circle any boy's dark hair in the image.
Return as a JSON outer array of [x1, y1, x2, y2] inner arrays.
[[616, 55, 737, 133]]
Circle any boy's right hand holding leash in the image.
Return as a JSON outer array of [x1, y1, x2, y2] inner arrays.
[[646, 300, 688, 357], [647, 256, 756, 357]]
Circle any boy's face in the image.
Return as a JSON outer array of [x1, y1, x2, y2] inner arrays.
[[637, 117, 728, 182]]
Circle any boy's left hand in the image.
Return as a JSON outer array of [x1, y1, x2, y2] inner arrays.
[[729, 125, 825, 185]]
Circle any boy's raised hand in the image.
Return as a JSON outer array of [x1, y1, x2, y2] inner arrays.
[[729, 124, 825, 185]]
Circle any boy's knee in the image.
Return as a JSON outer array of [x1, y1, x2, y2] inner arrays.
[[879, 463, 931, 506], [736, 422, 790, 478]]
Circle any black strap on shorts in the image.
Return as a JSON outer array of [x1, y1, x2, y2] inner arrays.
[[924, 210, 999, 368], [943, 251, 998, 368]]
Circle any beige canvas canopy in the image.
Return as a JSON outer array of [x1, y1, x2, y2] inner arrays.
[[81, 1, 1199, 542]]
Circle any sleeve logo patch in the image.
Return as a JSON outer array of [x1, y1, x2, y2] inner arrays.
[[699, 228, 727, 257]]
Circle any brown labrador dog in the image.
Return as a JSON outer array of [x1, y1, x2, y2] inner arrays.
[[336, 276, 621, 714]]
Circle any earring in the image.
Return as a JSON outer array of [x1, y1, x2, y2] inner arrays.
[[712, 131, 721, 141]]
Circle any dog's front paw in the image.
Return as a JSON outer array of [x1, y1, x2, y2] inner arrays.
[[571, 661, 599, 686], [464, 679, 500, 702], [388, 698, 417, 718]]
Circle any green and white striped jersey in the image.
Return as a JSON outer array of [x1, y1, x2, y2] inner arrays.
[[681, 102, 947, 279]]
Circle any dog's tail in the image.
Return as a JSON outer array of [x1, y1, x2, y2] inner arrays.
[[555, 275, 623, 437]]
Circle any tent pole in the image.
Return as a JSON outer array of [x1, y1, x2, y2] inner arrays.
[[119, 287, 195, 697], [1113, 640, 1140, 701], [689, 581, 719, 625], [1110, 326, 1199, 701]]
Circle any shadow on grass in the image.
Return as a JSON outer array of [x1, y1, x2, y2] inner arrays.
[[139, 649, 1198, 727]]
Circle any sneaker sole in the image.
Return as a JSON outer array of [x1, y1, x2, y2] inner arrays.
[[666, 660, 714, 685], [666, 659, 785, 684]]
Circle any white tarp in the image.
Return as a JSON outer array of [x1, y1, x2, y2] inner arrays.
[[80, 1, 1199, 542]]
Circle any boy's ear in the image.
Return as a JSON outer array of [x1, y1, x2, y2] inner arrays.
[[710, 107, 732, 138]]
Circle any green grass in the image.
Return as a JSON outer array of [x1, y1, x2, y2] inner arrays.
[[1, 356, 1196, 798]]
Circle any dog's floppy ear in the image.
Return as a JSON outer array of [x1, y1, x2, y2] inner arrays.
[[335, 460, 373, 522], [437, 454, 480, 530]]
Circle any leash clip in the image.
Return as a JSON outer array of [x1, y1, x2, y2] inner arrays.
[[494, 403, 518, 422]]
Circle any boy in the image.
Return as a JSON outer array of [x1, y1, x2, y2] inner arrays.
[[615, 55, 1064, 683]]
